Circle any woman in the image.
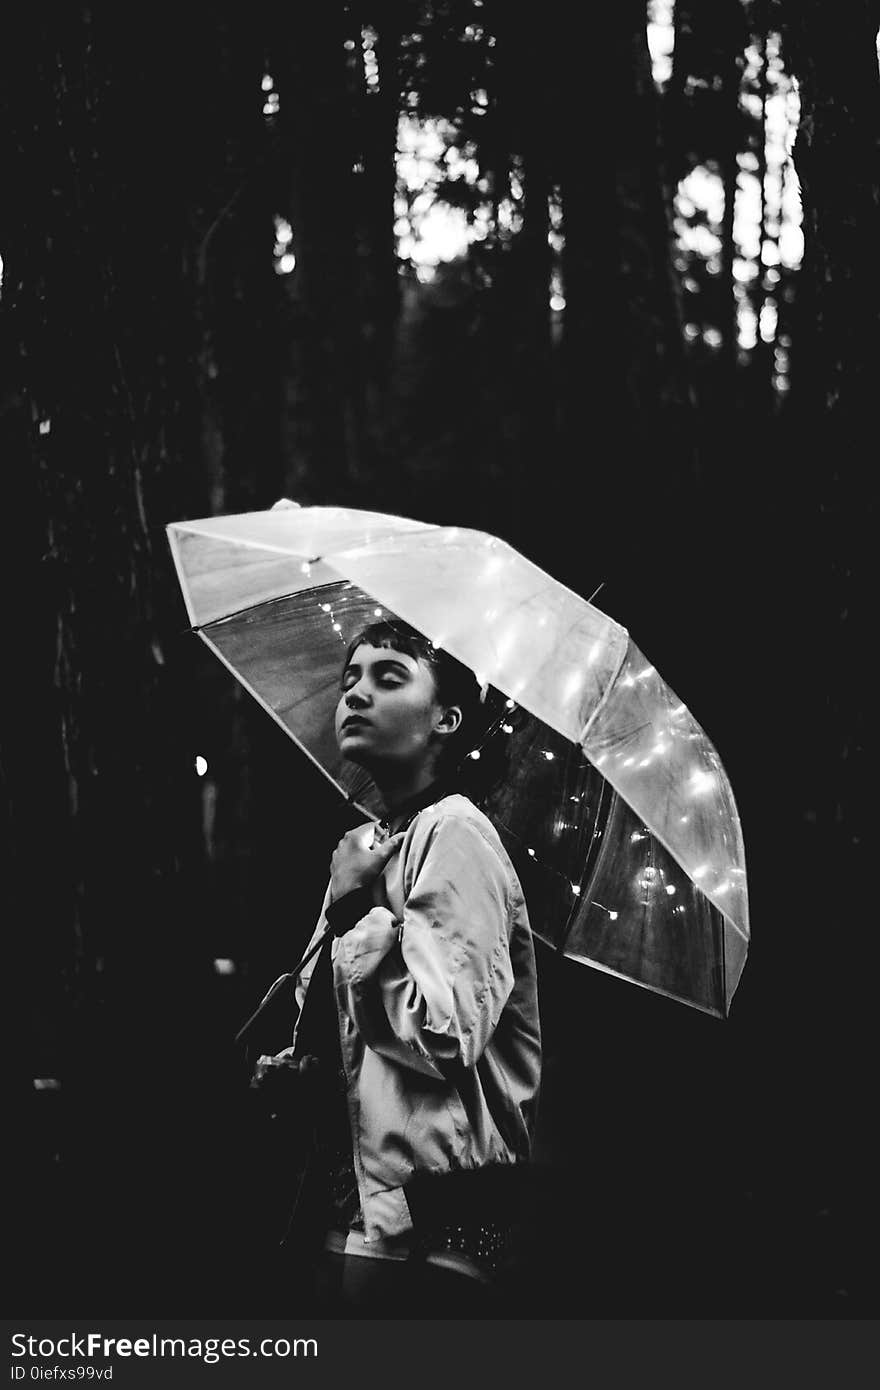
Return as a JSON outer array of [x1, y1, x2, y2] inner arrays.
[[253, 619, 542, 1316]]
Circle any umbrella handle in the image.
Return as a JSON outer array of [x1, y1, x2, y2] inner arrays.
[[232, 925, 334, 1048]]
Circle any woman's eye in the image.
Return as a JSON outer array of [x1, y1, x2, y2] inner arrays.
[[341, 667, 406, 692]]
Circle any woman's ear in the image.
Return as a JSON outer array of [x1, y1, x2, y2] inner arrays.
[[435, 703, 463, 737]]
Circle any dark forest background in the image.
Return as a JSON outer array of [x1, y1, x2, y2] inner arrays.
[[2, 1, 876, 1317]]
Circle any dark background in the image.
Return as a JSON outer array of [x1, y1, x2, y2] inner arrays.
[[2, 2, 875, 1316]]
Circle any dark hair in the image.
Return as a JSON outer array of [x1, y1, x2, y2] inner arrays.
[[342, 619, 510, 803]]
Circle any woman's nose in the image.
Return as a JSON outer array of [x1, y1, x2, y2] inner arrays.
[[345, 684, 369, 708]]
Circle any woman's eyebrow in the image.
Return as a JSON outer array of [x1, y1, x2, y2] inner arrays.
[[374, 656, 412, 671]]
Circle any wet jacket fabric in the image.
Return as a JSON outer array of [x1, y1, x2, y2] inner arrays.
[[292, 792, 542, 1244]]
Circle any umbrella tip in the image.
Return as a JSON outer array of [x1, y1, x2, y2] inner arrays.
[[270, 497, 302, 510]]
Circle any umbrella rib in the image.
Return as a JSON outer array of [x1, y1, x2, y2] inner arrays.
[[557, 776, 615, 955], [193, 578, 353, 632], [492, 789, 611, 940], [196, 630, 376, 821], [578, 636, 630, 746]]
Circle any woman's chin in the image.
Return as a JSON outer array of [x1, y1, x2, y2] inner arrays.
[[338, 738, 375, 769]]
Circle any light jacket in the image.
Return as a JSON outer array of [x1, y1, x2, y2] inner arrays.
[[292, 792, 542, 1243]]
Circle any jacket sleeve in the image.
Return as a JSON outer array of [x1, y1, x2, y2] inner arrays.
[[334, 814, 514, 1078]]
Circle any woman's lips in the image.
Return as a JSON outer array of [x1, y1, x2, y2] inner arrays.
[[341, 716, 371, 732]]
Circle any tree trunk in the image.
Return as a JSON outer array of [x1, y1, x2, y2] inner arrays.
[[273, 5, 360, 502], [779, 2, 877, 937]]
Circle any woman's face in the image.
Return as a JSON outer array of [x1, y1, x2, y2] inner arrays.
[[335, 643, 457, 775]]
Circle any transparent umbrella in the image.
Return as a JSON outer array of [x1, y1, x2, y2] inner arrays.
[[167, 500, 749, 1018]]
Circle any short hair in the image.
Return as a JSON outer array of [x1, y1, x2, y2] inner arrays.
[[342, 619, 509, 803]]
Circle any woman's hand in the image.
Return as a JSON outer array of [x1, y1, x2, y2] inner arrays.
[[329, 826, 405, 903]]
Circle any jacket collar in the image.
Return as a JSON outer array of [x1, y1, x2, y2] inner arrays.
[[381, 777, 457, 835]]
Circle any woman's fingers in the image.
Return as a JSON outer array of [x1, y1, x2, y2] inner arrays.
[[372, 831, 405, 861]]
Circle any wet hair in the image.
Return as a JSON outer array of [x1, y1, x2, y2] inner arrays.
[[342, 619, 509, 804]]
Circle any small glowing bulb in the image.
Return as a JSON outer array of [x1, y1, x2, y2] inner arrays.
[[321, 603, 332, 612], [666, 885, 676, 895], [195, 756, 208, 777], [527, 847, 536, 858], [469, 750, 481, 760], [571, 884, 581, 896], [332, 622, 342, 632], [542, 750, 555, 761], [609, 910, 618, 921], [300, 562, 311, 574], [501, 723, 514, 734], [374, 608, 383, 616], [505, 699, 515, 709]]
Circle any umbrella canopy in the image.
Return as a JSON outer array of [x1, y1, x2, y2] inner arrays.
[[167, 501, 749, 1018]]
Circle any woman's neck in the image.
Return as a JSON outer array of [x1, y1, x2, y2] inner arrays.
[[375, 765, 445, 830]]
